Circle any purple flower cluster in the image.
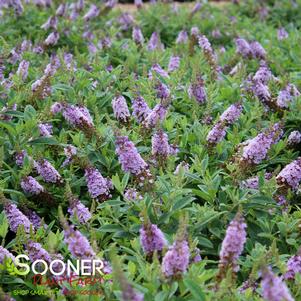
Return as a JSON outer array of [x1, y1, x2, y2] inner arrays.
[[21, 176, 44, 195], [276, 158, 301, 190], [261, 268, 294, 301], [38, 123, 53, 137], [83, 4, 100, 22], [278, 27, 289, 40], [206, 122, 227, 145], [131, 96, 151, 123], [218, 213, 247, 274], [15, 150, 27, 166], [4, 203, 33, 233], [155, 81, 170, 100], [0, 246, 15, 263], [62, 145, 77, 167], [168, 56, 180, 72], [219, 102, 243, 125], [241, 173, 272, 189], [27, 241, 51, 263], [277, 84, 300, 108], [41, 15, 58, 30], [115, 136, 148, 175], [68, 199, 91, 223], [85, 167, 112, 200], [253, 64, 273, 84], [139, 223, 166, 255], [149, 64, 169, 79], [35, 159, 62, 183], [143, 103, 168, 129], [240, 123, 283, 165], [112, 95, 131, 123], [288, 131, 301, 146], [61, 104, 94, 129], [44, 32, 60, 46], [176, 30, 188, 44], [124, 188, 143, 201], [132, 27, 144, 45], [235, 38, 266, 59], [25, 210, 43, 228], [64, 224, 95, 259], [147, 32, 163, 51], [16, 60, 29, 81], [188, 77, 206, 104], [285, 253, 301, 280], [162, 239, 190, 278], [152, 129, 175, 159]]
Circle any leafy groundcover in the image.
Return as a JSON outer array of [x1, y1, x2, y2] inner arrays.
[[1, 0, 301, 300]]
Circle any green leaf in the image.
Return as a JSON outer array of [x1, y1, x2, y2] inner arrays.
[[183, 277, 206, 301], [28, 137, 59, 145]]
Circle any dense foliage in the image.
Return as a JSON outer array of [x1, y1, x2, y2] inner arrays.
[[1, 0, 301, 300]]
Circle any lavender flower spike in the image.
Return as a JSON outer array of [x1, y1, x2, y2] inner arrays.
[[288, 131, 301, 146], [220, 102, 243, 125], [235, 38, 252, 58], [35, 159, 62, 183], [162, 239, 190, 278], [44, 32, 60, 46], [276, 158, 301, 190], [240, 123, 283, 165], [0, 246, 15, 263], [21, 176, 44, 195], [261, 267, 294, 301], [285, 251, 301, 280], [4, 203, 33, 233], [63, 223, 95, 259], [206, 122, 227, 146], [112, 95, 131, 123], [218, 213, 247, 278], [140, 223, 166, 255], [38, 123, 53, 137], [115, 136, 148, 175], [144, 103, 168, 129], [85, 167, 112, 200], [152, 129, 170, 159], [27, 241, 51, 263], [168, 56, 180, 73], [68, 198, 91, 223], [188, 76, 206, 104], [132, 27, 144, 45], [131, 96, 151, 123], [16, 60, 29, 81]]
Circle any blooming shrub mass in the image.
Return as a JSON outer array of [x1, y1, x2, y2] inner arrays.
[[1, 0, 301, 300]]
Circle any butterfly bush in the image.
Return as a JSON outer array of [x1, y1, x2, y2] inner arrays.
[[132, 96, 151, 123], [68, 198, 91, 223], [240, 123, 283, 165], [26, 241, 51, 263], [4, 203, 33, 233], [35, 159, 62, 183], [261, 268, 294, 301], [85, 167, 112, 200], [276, 158, 301, 190], [63, 223, 95, 259], [288, 131, 301, 146], [20, 176, 44, 195], [0, 247, 15, 263], [162, 239, 190, 278], [139, 223, 166, 256], [218, 213, 247, 278], [112, 95, 131, 123]]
